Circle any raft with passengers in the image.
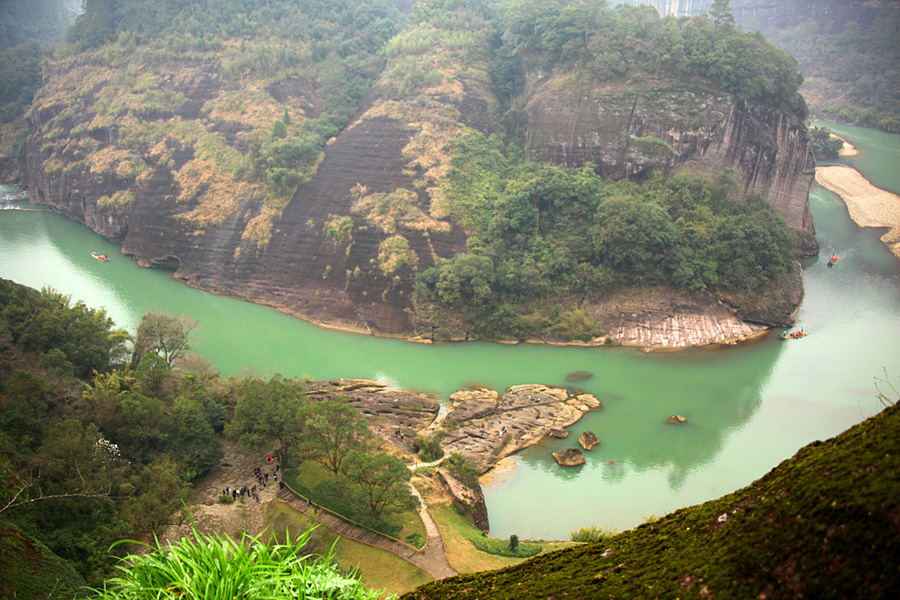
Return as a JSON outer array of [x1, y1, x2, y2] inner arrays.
[[779, 328, 807, 340], [91, 251, 109, 262]]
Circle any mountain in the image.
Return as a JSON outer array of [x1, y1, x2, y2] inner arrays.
[[404, 399, 900, 599], [25, 0, 815, 339]]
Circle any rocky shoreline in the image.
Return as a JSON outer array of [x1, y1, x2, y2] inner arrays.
[[309, 378, 605, 532]]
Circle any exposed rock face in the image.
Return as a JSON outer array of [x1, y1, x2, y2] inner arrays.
[[523, 74, 817, 248], [26, 36, 817, 337], [303, 378, 440, 453], [578, 431, 600, 451], [552, 448, 585, 467], [440, 384, 601, 474], [588, 284, 797, 349], [436, 469, 489, 533]]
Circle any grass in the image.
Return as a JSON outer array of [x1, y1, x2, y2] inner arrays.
[[287, 461, 428, 543], [429, 503, 577, 574], [90, 522, 389, 600], [266, 501, 431, 598]]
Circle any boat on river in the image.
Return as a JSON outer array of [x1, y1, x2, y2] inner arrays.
[[91, 251, 109, 262], [828, 254, 839, 267], [779, 328, 807, 340]]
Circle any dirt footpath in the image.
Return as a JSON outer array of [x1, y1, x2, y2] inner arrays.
[[161, 442, 281, 544]]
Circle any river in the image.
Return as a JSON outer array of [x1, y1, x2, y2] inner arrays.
[[1, 122, 899, 540]]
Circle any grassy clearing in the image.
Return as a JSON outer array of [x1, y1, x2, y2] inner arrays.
[[287, 461, 427, 543], [429, 503, 577, 574], [265, 501, 431, 598]]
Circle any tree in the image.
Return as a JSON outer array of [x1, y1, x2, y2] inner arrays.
[[133, 312, 196, 368], [297, 399, 373, 474], [169, 396, 222, 480], [342, 450, 417, 522], [709, 0, 734, 30], [225, 374, 306, 464]]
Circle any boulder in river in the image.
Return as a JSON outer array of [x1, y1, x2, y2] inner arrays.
[[579, 431, 600, 450], [548, 428, 569, 439], [552, 448, 586, 467]]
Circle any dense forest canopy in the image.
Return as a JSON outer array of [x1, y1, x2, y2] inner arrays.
[[0, 278, 420, 592], [500, 0, 807, 119]]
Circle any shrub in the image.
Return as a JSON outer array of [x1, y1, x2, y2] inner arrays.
[[569, 525, 618, 543], [89, 527, 392, 599], [468, 532, 541, 559]]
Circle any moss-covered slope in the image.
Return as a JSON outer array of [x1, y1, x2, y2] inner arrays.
[[0, 520, 88, 599], [404, 402, 900, 599]]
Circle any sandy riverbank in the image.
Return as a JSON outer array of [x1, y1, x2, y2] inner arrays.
[[815, 165, 900, 259], [837, 136, 858, 157]]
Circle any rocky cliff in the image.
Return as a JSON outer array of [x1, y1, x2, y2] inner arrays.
[[25, 11, 818, 337], [523, 72, 818, 252]]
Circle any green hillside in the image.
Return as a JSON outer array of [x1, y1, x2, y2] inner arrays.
[[404, 398, 900, 598]]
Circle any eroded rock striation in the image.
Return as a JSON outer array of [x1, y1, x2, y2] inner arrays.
[[26, 23, 817, 340], [440, 384, 601, 474], [523, 73, 817, 250]]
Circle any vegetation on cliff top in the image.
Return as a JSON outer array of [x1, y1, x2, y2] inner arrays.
[[415, 136, 797, 341], [25, 0, 808, 339], [404, 397, 900, 599]]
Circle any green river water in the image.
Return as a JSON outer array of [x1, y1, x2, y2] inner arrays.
[[1, 122, 899, 540]]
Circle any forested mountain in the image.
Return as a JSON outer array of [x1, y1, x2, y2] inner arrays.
[[24, 0, 812, 341], [733, 0, 900, 132]]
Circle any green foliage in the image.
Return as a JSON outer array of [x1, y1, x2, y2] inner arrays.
[[133, 312, 196, 369], [296, 398, 373, 474], [0, 520, 88, 600], [90, 526, 391, 600], [500, 0, 806, 118], [809, 126, 845, 159], [225, 373, 307, 462], [569, 524, 618, 543], [415, 134, 798, 339], [467, 531, 542, 559], [342, 450, 418, 523], [0, 280, 130, 378], [0, 283, 232, 584], [0, 41, 48, 123], [414, 433, 445, 463]]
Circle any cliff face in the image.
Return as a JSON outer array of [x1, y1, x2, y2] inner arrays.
[[26, 33, 816, 336], [523, 72, 817, 246]]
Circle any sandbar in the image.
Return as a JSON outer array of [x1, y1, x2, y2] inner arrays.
[[836, 136, 858, 157], [815, 165, 900, 259]]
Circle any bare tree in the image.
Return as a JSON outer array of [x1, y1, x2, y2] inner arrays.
[[133, 312, 197, 368]]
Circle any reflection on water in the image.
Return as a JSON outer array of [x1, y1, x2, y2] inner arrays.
[[1, 123, 900, 540]]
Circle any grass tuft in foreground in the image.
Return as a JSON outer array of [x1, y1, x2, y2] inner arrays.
[[91, 526, 393, 600]]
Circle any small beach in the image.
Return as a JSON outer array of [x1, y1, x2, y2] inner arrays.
[[815, 165, 900, 259]]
